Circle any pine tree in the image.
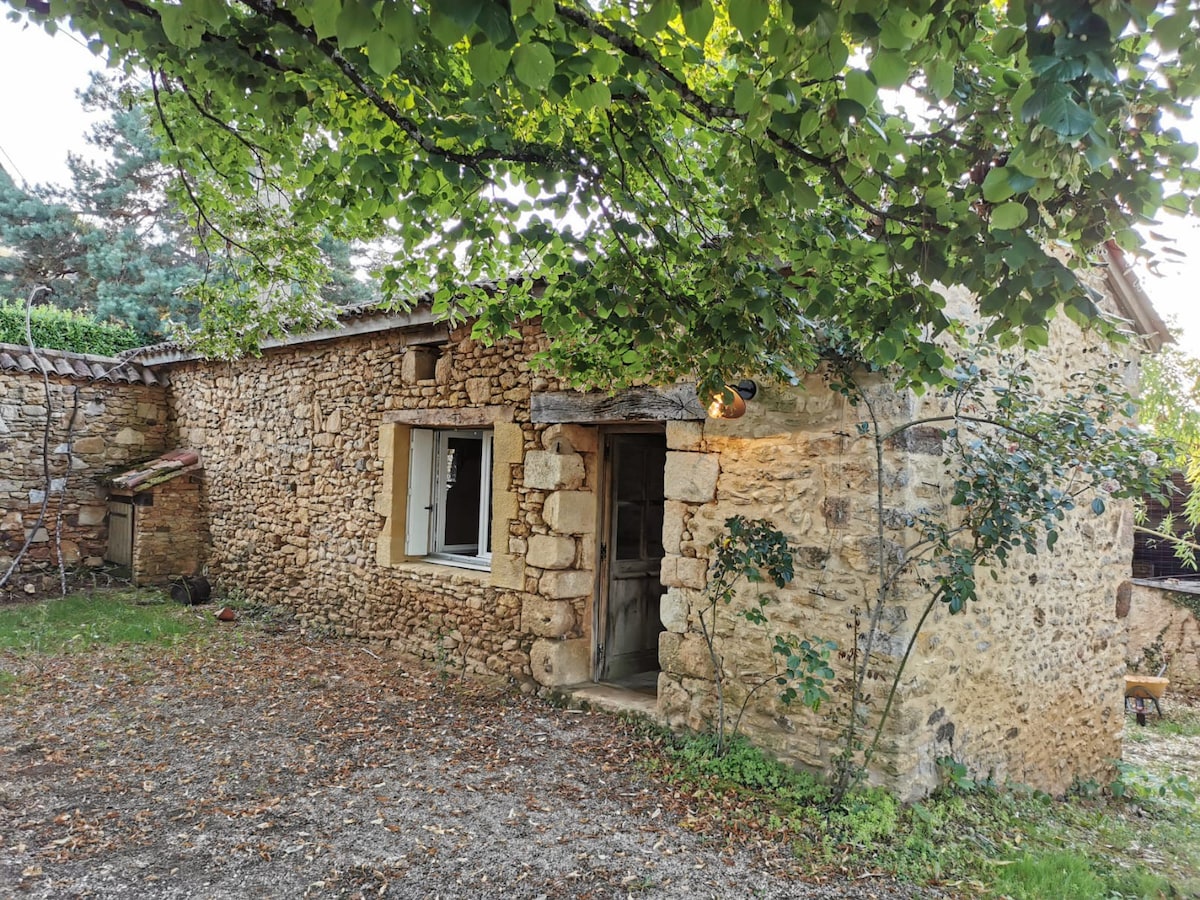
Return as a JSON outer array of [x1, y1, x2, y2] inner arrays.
[[1, 74, 379, 342], [0, 165, 94, 310]]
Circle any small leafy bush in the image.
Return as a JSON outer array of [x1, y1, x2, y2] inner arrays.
[[828, 788, 899, 846], [0, 301, 144, 355], [670, 732, 826, 802]]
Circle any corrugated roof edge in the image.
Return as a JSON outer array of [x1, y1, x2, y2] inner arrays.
[[1102, 241, 1172, 354], [123, 298, 454, 367], [0, 341, 163, 386]]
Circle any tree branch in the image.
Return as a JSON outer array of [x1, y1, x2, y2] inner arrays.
[[234, 0, 560, 174]]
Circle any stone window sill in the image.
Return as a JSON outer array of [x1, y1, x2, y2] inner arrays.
[[390, 558, 492, 585]]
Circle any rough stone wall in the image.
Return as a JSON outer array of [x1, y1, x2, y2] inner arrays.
[[1126, 582, 1200, 694], [515, 423, 603, 687], [164, 324, 573, 681], [656, 306, 1134, 799], [162, 291, 1137, 797], [0, 368, 168, 592], [128, 475, 207, 585]]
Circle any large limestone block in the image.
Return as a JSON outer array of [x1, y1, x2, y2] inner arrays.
[[73, 436, 104, 455], [524, 450, 585, 491], [490, 550, 526, 591], [660, 555, 706, 589], [78, 505, 106, 526], [544, 491, 596, 534], [666, 421, 704, 451], [662, 501, 686, 555], [466, 377, 492, 405], [114, 427, 145, 447], [676, 557, 708, 590], [660, 588, 690, 632], [664, 451, 719, 502], [521, 597, 576, 638], [530, 637, 590, 686], [527, 534, 576, 570], [659, 631, 715, 679], [539, 569, 593, 599], [542, 424, 597, 455], [492, 422, 522, 455]]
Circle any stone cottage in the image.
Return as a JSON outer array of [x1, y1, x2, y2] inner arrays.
[[96, 244, 1161, 800], [0, 246, 1166, 797]]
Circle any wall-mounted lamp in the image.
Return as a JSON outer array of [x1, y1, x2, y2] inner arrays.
[[706, 379, 758, 419]]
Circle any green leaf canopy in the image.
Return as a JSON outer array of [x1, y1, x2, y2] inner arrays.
[[10, 0, 1198, 390]]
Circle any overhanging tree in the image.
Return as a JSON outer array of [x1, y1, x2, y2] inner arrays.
[[8, 1, 1198, 386], [1, 71, 379, 338]]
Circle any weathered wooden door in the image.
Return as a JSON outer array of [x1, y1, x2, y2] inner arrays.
[[106, 498, 133, 567], [597, 432, 667, 683]]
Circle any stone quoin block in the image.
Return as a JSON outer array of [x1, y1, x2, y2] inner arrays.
[[663, 451, 719, 502], [523, 450, 585, 491], [538, 569, 593, 600], [530, 637, 590, 687], [526, 534, 576, 570], [520, 597, 576, 638], [544, 491, 596, 535]]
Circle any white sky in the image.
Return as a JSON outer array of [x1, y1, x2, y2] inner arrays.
[[0, 15, 1197, 355]]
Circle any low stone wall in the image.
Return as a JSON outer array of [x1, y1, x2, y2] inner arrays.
[[1126, 580, 1200, 695], [0, 345, 167, 593]]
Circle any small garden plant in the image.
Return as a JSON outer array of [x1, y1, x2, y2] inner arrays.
[[697, 515, 835, 754]]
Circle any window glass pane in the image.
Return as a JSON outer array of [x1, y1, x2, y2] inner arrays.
[[645, 500, 665, 558], [442, 436, 482, 551], [614, 500, 644, 559], [616, 453, 647, 502]]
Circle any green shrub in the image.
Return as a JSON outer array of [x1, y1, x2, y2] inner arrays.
[[829, 788, 899, 846], [0, 301, 144, 355], [670, 733, 827, 803]]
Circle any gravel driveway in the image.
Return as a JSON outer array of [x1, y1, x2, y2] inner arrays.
[[0, 618, 936, 899]]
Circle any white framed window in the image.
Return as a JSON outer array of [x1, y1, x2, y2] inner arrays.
[[406, 428, 493, 569]]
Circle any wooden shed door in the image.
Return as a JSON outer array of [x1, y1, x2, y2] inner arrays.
[[597, 432, 667, 683], [106, 498, 133, 566]]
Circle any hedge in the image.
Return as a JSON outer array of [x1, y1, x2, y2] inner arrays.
[[0, 302, 145, 356]]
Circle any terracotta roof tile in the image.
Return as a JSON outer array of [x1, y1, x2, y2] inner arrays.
[[0, 342, 165, 386], [108, 449, 201, 492]]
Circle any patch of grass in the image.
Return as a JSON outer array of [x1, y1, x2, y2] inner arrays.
[[991, 851, 1107, 899], [0, 589, 213, 654], [668, 733, 827, 803], [1152, 716, 1200, 739], [652, 732, 1200, 897]]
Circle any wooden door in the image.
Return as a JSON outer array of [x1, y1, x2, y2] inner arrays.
[[598, 432, 667, 682], [106, 498, 133, 567]]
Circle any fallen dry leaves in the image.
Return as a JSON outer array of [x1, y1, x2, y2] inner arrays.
[[0, 616, 932, 899]]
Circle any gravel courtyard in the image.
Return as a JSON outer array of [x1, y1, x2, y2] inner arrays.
[[0, 615, 933, 899]]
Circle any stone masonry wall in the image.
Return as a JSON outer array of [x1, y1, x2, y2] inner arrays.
[[0, 361, 168, 594], [656, 304, 1135, 799], [163, 292, 1138, 797], [128, 474, 207, 585], [1125, 582, 1200, 694], [164, 323, 587, 682]]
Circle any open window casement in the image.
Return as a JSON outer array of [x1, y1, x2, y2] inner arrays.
[[406, 427, 492, 568]]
